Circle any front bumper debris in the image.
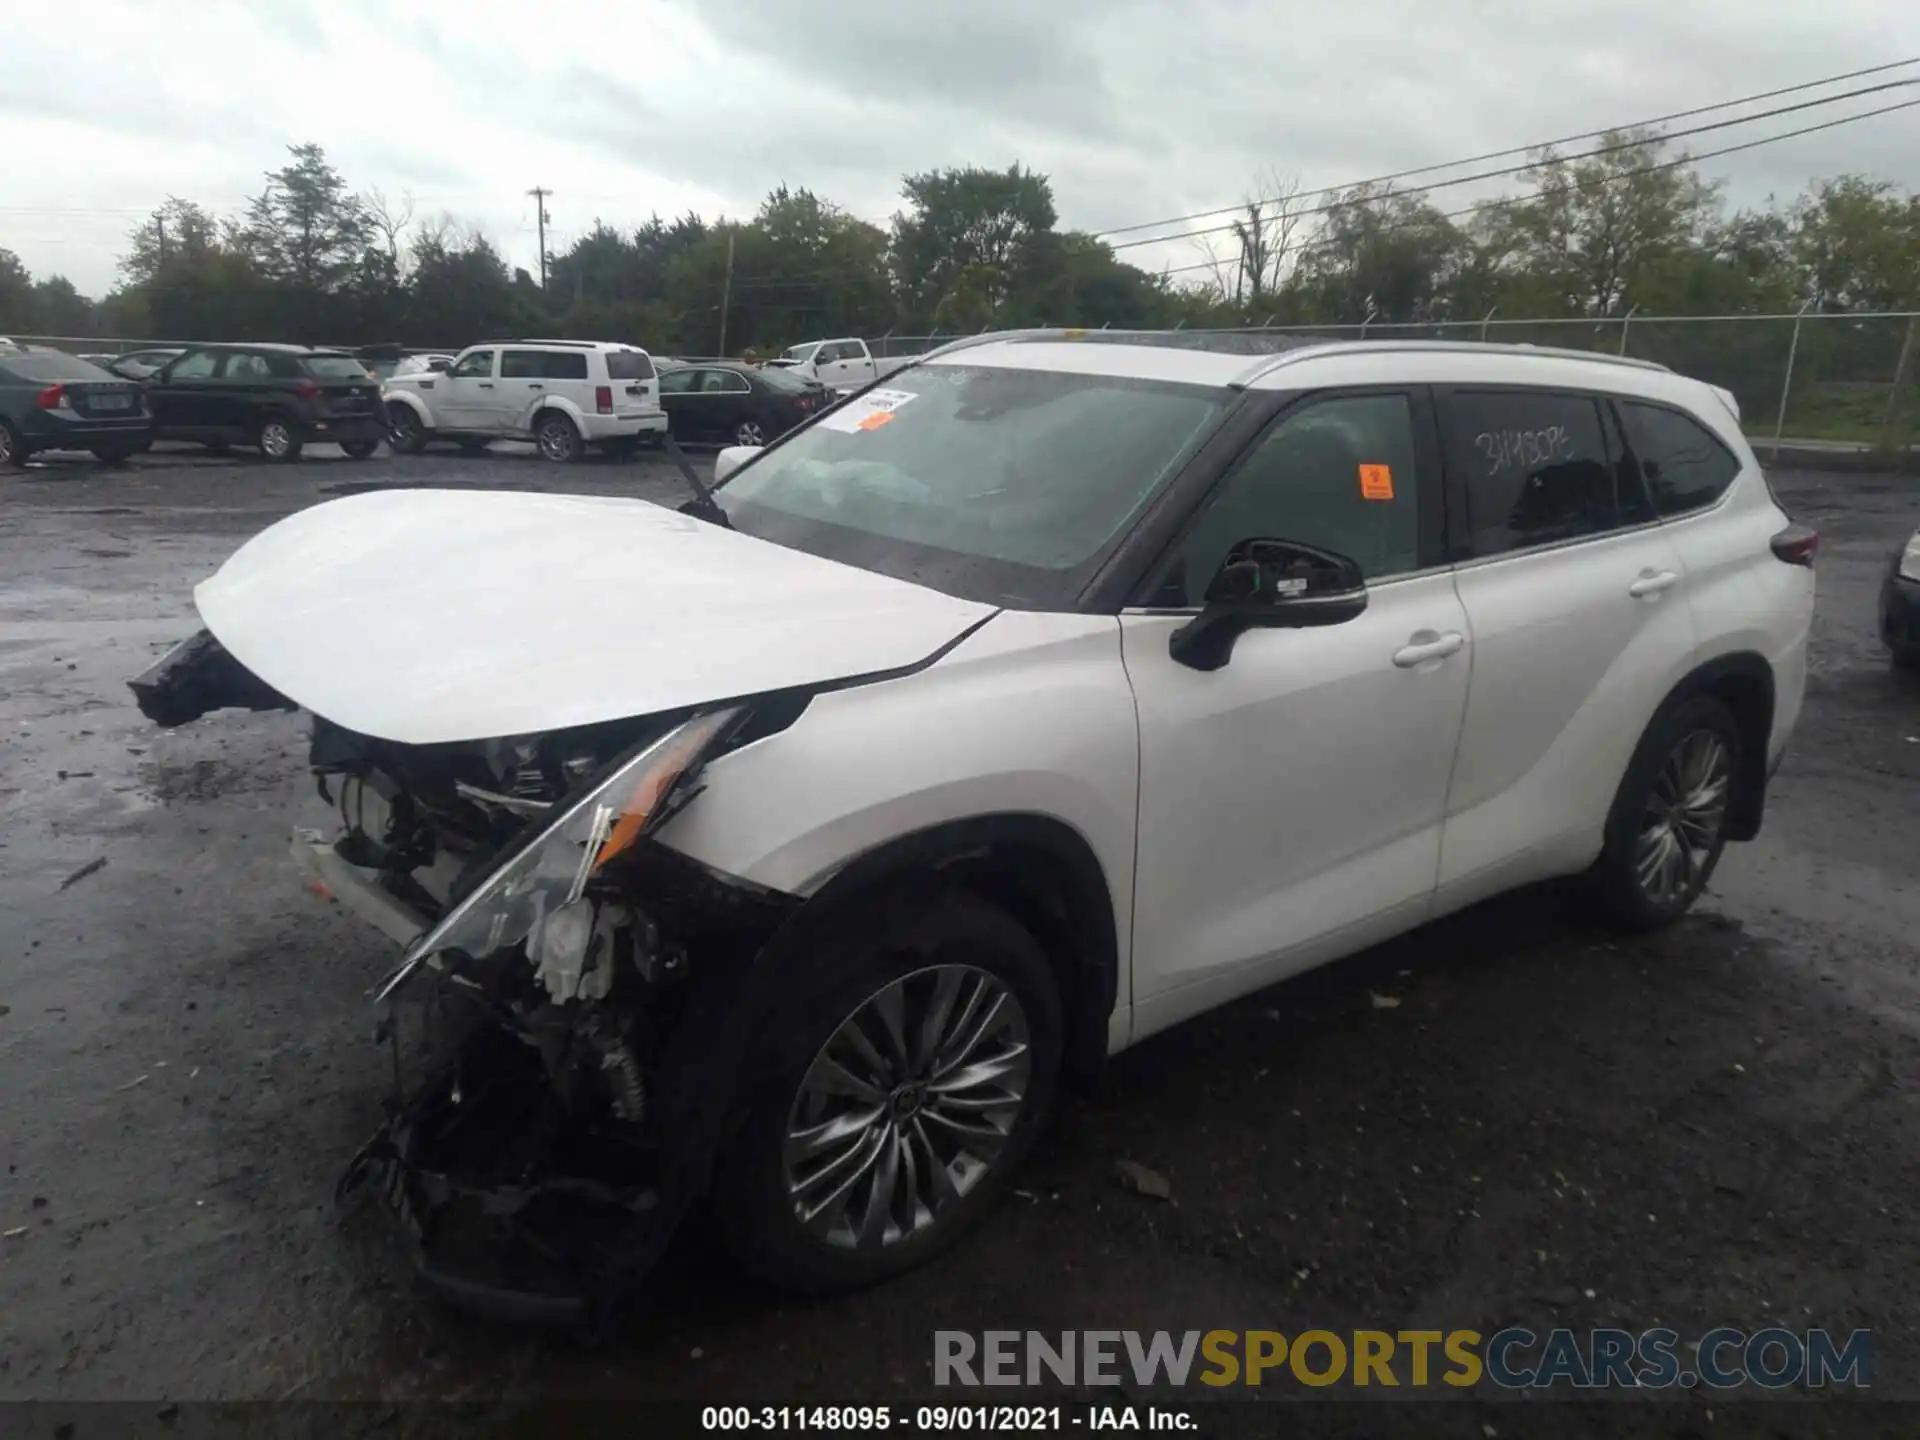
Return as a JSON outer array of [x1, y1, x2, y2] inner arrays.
[[128, 629, 296, 728], [338, 1007, 670, 1329]]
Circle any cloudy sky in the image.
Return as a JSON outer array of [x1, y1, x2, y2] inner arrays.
[[3, 0, 1918, 299]]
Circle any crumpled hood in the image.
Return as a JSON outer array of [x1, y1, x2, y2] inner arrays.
[[193, 488, 997, 745]]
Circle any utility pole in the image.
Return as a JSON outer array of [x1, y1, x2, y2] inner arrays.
[[155, 213, 167, 267], [717, 229, 736, 357], [527, 187, 551, 292]]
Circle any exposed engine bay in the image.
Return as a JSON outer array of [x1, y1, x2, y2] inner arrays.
[[133, 632, 803, 1326]]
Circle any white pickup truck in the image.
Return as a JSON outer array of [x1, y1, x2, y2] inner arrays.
[[767, 337, 914, 393]]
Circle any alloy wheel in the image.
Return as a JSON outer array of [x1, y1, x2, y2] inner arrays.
[[536, 418, 578, 462], [1632, 728, 1731, 907], [260, 420, 293, 458], [736, 420, 766, 446], [782, 964, 1031, 1252], [0, 425, 15, 466]]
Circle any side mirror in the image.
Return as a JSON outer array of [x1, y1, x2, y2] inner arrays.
[[714, 444, 760, 484], [1169, 538, 1368, 672]]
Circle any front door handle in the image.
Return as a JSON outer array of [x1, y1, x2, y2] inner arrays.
[[1628, 570, 1679, 598], [478, 381, 494, 388], [528, 383, 544, 390], [1392, 630, 1466, 668]]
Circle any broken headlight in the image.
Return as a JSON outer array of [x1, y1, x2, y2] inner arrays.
[[378, 707, 741, 1000]]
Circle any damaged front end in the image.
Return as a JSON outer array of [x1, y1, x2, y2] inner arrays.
[[135, 632, 800, 1325]]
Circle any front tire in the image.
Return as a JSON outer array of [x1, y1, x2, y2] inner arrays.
[[712, 890, 1061, 1294], [339, 437, 380, 459], [1591, 694, 1740, 930], [387, 407, 430, 455], [256, 416, 303, 462], [534, 412, 583, 463], [90, 445, 134, 465], [0, 420, 26, 468]]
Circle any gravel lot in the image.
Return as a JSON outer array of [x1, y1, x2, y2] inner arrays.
[[1, 441, 1917, 1430]]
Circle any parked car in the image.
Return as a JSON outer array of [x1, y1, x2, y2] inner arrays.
[[768, 336, 913, 393], [145, 343, 387, 461], [0, 343, 151, 466], [657, 360, 834, 447], [382, 339, 667, 462], [1882, 528, 1920, 671], [129, 332, 1813, 1319], [104, 348, 187, 381]]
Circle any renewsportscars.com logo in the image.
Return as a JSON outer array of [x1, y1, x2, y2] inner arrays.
[[933, 1328, 1872, 1391]]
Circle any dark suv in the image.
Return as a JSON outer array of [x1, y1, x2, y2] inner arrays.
[[147, 344, 385, 461]]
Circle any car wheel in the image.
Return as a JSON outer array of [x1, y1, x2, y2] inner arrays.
[[734, 420, 767, 447], [256, 417, 303, 462], [388, 408, 430, 455], [456, 437, 491, 454], [340, 438, 380, 460], [1591, 693, 1740, 930], [534, 412, 583, 463], [712, 889, 1061, 1294], [0, 419, 24, 468], [90, 445, 134, 465]]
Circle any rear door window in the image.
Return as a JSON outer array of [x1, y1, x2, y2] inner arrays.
[[604, 351, 655, 381], [1620, 401, 1742, 518], [658, 368, 696, 395], [221, 352, 273, 380], [1441, 389, 1629, 558], [501, 349, 545, 379]]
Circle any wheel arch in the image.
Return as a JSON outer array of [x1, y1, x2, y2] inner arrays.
[[1647, 650, 1775, 842], [527, 396, 587, 431], [384, 390, 433, 425], [784, 813, 1120, 1093]]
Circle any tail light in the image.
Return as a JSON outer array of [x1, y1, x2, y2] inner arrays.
[[1770, 524, 1818, 567], [293, 379, 322, 400], [34, 384, 65, 410], [595, 385, 613, 415]]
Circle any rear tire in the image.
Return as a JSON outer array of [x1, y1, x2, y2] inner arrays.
[[533, 411, 583, 464], [711, 888, 1061, 1295], [1590, 693, 1741, 931], [90, 445, 134, 465], [0, 420, 25, 468], [339, 437, 380, 460]]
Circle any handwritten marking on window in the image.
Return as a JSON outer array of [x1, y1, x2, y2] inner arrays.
[[1475, 426, 1577, 475]]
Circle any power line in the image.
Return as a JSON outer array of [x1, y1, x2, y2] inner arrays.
[[1094, 56, 1920, 241], [1106, 76, 1920, 255], [1150, 96, 1920, 279]]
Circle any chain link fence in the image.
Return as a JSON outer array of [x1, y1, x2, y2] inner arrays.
[[871, 313, 1920, 452]]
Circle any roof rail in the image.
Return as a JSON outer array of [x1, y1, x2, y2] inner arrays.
[[1233, 337, 1673, 387]]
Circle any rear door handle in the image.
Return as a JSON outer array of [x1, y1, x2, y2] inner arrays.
[[1628, 570, 1679, 598], [478, 381, 494, 388], [528, 383, 543, 390], [1392, 631, 1465, 668]]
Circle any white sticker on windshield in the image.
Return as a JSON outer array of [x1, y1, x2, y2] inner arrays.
[[818, 387, 919, 433]]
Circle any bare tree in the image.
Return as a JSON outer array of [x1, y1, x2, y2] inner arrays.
[[1189, 170, 1308, 310], [366, 187, 416, 274]]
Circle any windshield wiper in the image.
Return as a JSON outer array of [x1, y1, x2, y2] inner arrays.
[[661, 433, 730, 527]]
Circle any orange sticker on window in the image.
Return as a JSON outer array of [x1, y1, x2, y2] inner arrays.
[[1358, 463, 1394, 500], [856, 410, 895, 432]]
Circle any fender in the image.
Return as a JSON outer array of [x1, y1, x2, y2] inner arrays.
[[383, 389, 433, 427], [519, 393, 589, 434], [1648, 650, 1775, 841]]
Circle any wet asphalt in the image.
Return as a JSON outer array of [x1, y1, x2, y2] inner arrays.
[[0, 442, 1917, 1432]]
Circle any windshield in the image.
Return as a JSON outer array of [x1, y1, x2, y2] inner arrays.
[[2, 351, 116, 381], [754, 366, 815, 394], [714, 363, 1229, 607], [304, 355, 376, 379], [779, 343, 821, 364]]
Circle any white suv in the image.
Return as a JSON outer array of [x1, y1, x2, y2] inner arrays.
[[382, 338, 666, 462], [131, 332, 1814, 1319]]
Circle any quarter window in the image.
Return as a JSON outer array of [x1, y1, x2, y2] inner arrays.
[[1621, 401, 1741, 517], [1443, 390, 1631, 557], [1163, 393, 1421, 603], [539, 350, 589, 380]]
